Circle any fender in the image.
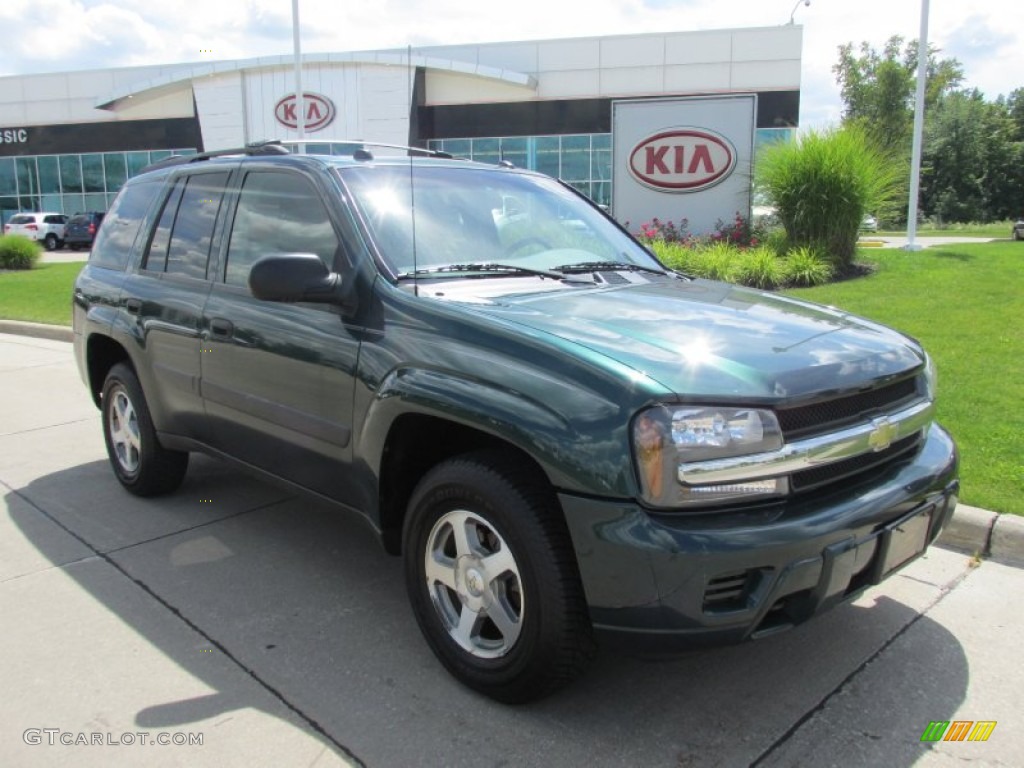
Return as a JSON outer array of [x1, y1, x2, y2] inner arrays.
[[358, 365, 637, 498]]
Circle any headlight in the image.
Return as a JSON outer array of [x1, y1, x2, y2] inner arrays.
[[632, 405, 787, 508], [923, 352, 937, 401]]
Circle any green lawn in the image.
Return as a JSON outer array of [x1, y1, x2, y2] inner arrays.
[[787, 242, 1023, 515], [876, 220, 1018, 238], [0, 262, 82, 325]]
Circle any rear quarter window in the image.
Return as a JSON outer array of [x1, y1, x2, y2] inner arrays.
[[89, 179, 165, 270]]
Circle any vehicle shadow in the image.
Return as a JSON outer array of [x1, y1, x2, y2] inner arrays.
[[9, 458, 971, 768]]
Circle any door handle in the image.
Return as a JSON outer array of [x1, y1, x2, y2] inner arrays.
[[209, 318, 234, 338], [124, 298, 142, 314]]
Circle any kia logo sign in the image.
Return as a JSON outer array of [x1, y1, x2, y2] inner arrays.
[[628, 128, 736, 192], [274, 92, 336, 132]]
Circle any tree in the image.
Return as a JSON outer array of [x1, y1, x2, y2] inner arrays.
[[833, 36, 964, 155], [920, 91, 1024, 223]]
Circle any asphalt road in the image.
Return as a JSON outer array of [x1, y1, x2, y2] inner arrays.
[[1, 332, 1021, 768]]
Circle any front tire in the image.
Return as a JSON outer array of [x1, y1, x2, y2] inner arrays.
[[44, 234, 58, 251], [403, 452, 594, 703], [101, 363, 188, 496]]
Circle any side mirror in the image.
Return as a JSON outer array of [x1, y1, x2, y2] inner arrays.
[[248, 253, 354, 310]]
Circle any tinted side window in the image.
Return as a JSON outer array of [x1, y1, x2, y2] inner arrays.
[[143, 181, 185, 273], [89, 179, 164, 271], [224, 171, 339, 287], [165, 172, 230, 279], [142, 172, 229, 278]]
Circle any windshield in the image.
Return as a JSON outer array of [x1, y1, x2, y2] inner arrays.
[[339, 164, 661, 277]]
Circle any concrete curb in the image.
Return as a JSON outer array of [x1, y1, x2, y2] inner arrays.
[[938, 503, 1024, 567], [0, 319, 73, 343], [0, 321, 1020, 567]]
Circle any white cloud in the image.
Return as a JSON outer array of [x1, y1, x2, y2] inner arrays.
[[1, 0, 1022, 123]]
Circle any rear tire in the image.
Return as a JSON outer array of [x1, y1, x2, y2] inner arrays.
[[403, 451, 594, 703], [101, 363, 188, 496]]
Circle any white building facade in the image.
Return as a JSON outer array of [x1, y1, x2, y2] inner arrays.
[[0, 26, 802, 225]]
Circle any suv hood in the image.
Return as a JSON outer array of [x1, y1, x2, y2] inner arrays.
[[463, 278, 924, 400]]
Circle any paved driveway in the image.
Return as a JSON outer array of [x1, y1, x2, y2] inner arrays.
[[1, 333, 1021, 767]]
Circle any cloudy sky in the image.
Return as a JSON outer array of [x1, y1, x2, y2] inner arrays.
[[0, 0, 1019, 127]]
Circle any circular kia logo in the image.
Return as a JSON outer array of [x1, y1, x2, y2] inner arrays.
[[274, 92, 336, 132], [628, 128, 737, 192]]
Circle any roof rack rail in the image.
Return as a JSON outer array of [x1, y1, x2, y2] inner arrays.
[[274, 139, 454, 161], [141, 141, 290, 172]]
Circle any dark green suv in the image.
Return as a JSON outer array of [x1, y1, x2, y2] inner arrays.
[[73, 142, 959, 703]]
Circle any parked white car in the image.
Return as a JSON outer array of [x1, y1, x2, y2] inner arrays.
[[3, 212, 67, 250]]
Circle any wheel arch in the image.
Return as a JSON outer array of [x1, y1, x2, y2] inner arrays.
[[85, 334, 132, 408], [376, 413, 556, 556]]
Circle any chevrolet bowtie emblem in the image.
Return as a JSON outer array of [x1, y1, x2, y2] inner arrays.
[[868, 418, 898, 452]]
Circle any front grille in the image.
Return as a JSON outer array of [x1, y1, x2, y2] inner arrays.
[[776, 376, 920, 439], [791, 434, 921, 493]]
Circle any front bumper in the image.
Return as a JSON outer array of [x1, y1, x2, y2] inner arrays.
[[559, 423, 958, 653]]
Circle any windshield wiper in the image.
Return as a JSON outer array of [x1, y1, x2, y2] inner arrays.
[[552, 260, 670, 276], [396, 263, 593, 283]]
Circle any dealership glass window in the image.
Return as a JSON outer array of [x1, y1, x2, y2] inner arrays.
[[81, 154, 105, 193], [592, 134, 612, 182], [16, 158, 37, 196], [60, 155, 83, 193], [127, 151, 151, 177], [0, 148, 194, 220], [41, 194, 62, 212], [0, 158, 15, 195], [440, 139, 470, 158], [104, 153, 128, 192], [498, 137, 528, 168], [559, 135, 590, 182], [428, 134, 611, 207], [38, 156, 60, 194], [84, 194, 108, 212], [62, 194, 85, 215], [470, 138, 500, 165], [534, 137, 561, 177]]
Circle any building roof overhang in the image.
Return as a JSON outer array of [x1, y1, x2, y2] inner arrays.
[[95, 51, 537, 111]]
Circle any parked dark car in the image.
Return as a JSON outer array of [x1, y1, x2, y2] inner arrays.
[[64, 211, 105, 250], [72, 141, 959, 703], [1013, 220, 1024, 240]]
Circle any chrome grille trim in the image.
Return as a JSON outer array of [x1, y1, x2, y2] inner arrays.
[[678, 400, 934, 486]]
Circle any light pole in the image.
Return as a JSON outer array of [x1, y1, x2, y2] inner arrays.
[[904, 0, 930, 251], [291, 0, 305, 152], [789, 0, 810, 24]]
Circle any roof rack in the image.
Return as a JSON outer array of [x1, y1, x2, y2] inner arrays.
[[140, 139, 459, 174], [141, 141, 290, 172], [275, 139, 454, 161]]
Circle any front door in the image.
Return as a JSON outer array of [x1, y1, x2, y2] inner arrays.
[[200, 166, 362, 506]]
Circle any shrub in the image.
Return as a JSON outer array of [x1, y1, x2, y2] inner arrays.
[[784, 246, 834, 287], [689, 241, 741, 282], [0, 235, 41, 270], [756, 125, 901, 272], [735, 246, 785, 289]]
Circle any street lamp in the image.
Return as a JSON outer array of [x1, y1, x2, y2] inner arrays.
[[789, 0, 810, 24]]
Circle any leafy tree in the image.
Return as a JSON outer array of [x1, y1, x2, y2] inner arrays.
[[921, 91, 1024, 222], [833, 36, 963, 155]]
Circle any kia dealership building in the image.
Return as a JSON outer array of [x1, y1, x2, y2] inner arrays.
[[0, 25, 802, 231]]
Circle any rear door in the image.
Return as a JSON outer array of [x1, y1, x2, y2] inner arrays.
[[200, 163, 364, 505], [120, 167, 233, 442]]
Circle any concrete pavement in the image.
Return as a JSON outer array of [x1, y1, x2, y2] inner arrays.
[[1, 332, 1022, 767]]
